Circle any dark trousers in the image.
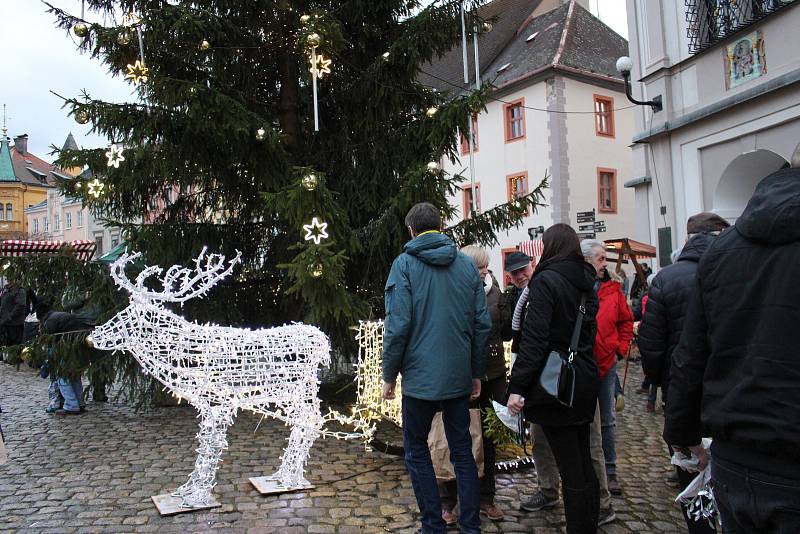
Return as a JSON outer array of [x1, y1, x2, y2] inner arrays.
[[676, 465, 717, 533], [2, 325, 23, 346], [542, 423, 599, 534], [712, 453, 800, 534], [402, 395, 480, 534]]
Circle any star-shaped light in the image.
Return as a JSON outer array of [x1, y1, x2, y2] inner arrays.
[[87, 178, 106, 198], [125, 59, 149, 84], [303, 217, 329, 245], [309, 55, 332, 78], [106, 144, 126, 168]]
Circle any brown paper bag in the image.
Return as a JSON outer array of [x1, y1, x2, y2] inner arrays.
[[427, 408, 484, 481]]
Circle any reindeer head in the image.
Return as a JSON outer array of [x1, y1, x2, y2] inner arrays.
[[89, 248, 242, 351]]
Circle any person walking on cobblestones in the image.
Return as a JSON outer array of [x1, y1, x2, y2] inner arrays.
[[581, 239, 633, 497], [665, 151, 800, 534], [382, 202, 491, 534], [640, 212, 729, 534], [507, 224, 600, 534]]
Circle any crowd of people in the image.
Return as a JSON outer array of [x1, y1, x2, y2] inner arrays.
[[0, 276, 105, 416], [381, 155, 799, 534]]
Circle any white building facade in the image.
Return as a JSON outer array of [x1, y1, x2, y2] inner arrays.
[[430, 0, 638, 285], [624, 0, 800, 265]]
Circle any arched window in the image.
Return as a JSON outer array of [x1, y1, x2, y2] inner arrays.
[[5, 204, 12, 222], [0, 204, 4, 221]]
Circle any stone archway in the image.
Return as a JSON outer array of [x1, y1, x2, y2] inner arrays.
[[713, 149, 789, 220]]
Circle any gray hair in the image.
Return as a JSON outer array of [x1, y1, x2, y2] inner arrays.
[[460, 245, 490, 268], [580, 238, 605, 260], [404, 202, 441, 233]]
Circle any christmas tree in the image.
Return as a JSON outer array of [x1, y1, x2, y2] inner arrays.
[[48, 0, 546, 348]]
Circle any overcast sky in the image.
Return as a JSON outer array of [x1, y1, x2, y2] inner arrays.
[[1, 0, 628, 161]]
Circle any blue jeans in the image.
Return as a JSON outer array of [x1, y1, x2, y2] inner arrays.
[[57, 377, 84, 412], [598, 362, 617, 476], [402, 395, 480, 534]]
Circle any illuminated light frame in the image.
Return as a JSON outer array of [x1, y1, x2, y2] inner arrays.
[[90, 249, 359, 509]]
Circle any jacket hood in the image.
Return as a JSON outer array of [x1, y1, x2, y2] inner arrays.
[[736, 168, 800, 245], [677, 232, 716, 263], [536, 254, 596, 292], [404, 231, 457, 266]]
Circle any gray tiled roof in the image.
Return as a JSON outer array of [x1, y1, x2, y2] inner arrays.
[[420, 0, 628, 94]]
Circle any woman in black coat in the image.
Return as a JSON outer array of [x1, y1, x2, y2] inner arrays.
[[507, 223, 600, 534]]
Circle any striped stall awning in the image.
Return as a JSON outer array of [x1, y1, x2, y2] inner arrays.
[[519, 239, 544, 259], [0, 240, 97, 261]]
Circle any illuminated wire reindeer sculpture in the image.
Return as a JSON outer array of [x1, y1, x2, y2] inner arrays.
[[90, 249, 334, 509]]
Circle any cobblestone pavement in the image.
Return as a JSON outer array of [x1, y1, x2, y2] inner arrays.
[[1, 360, 686, 533]]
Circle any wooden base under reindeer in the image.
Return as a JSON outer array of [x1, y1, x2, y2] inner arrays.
[[249, 476, 315, 495], [90, 248, 341, 512], [151, 494, 221, 516]]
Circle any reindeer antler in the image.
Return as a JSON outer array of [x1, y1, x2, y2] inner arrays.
[[109, 248, 243, 303]]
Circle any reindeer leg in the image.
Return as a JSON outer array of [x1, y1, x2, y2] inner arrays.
[[272, 398, 323, 489], [172, 403, 235, 507]]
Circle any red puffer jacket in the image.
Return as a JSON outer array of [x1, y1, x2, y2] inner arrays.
[[594, 279, 634, 378]]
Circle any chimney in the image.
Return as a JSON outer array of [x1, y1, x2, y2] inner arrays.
[[14, 134, 28, 155]]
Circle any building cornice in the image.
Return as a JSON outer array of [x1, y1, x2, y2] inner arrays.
[[633, 67, 800, 143]]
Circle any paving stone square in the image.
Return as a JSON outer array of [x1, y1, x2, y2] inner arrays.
[[0, 360, 686, 533]]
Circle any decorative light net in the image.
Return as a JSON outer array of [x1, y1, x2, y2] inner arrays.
[[91, 248, 350, 507]]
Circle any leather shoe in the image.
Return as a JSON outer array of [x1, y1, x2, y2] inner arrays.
[[441, 507, 457, 526], [480, 502, 504, 521]]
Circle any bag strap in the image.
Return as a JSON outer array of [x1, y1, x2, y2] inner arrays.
[[568, 294, 588, 360]]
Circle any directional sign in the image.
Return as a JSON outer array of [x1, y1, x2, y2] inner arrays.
[[578, 224, 595, 231], [577, 210, 595, 217], [577, 215, 595, 224], [577, 231, 596, 239], [594, 220, 607, 233]]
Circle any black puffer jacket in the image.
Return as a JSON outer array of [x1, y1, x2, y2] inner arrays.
[[638, 232, 717, 390], [508, 255, 599, 427], [664, 168, 800, 479]]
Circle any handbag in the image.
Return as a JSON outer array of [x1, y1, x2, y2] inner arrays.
[[538, 294, 587, 407]]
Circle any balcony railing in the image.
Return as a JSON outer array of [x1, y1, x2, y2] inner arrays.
[[686, 0, 797, 53]]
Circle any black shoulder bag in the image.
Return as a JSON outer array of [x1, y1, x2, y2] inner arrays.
[[538, 294, 587, 407]]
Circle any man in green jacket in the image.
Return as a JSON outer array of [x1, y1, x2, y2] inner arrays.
[[382, 202, 491, 534]]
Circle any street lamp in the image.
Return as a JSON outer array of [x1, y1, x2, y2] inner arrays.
[[616, 56, 662, 113]]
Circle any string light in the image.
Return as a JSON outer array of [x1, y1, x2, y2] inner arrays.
[[309, 54, 332, 78], [89, 249, 355, 507], [303, 217, 329, 245], [105, 144, 125, 168], [124, 59, 149, 84], [426, 161, 440, 173], [87, 178, 106, 198]]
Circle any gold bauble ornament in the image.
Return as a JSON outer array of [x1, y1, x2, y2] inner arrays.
[[199, 39, 211, 51], [73, 22, 89, 38], [426, 161, 440, 173], [85, 335, 95, 348], [74, 110, 90, 125], [426, 106, 438, 118], [255, 127, 266, 141], [117, 30, 132, 46], [300, 14, 311, 24], [480, 22, 493, 33], [302, 173, 318, 191], [310, 263, 324, 278], [306, 33, 322, 48]]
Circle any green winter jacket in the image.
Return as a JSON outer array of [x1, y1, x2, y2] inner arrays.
[[382, 231, 491, 400]]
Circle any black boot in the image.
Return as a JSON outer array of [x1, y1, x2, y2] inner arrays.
[[562, 485, 598, 534]]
